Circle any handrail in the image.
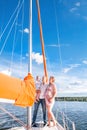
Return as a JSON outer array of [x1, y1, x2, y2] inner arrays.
[[55, 108, 76, 130]]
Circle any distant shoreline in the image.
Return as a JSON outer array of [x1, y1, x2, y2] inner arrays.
[[55, 97, 87, 102]]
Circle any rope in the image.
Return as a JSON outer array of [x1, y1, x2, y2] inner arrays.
[[0, 105, 26, 128], [0, 0, 24, 56]]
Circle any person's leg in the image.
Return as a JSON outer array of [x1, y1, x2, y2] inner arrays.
[[46, 102, 56, 126], [47, 106, 51, 126], [41, 99, 46, 124], [32, 101, 40, 124], [48, 106, 56, 126]]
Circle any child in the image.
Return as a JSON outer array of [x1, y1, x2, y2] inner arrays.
[[35, 76, 41, 102]]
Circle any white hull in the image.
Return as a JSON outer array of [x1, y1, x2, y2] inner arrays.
[[8, 122, 64, 130]]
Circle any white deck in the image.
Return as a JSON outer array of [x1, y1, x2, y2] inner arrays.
[[8, 122, 64, 130], [32, 125, 59, 130]]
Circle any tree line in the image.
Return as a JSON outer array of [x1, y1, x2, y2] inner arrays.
[[55, 97, 87, 102]]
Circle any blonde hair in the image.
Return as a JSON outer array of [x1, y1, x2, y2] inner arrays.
[[50, 76, 55, 82]]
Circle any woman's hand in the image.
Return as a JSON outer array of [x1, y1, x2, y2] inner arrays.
[[48, 97, 53, 103]]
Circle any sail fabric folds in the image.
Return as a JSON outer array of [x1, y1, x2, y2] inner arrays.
[[0, 73, 36, 107]]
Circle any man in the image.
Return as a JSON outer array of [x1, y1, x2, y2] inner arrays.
[[32, 76, 48, 127]]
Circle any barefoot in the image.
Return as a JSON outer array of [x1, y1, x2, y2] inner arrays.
[[53, 120, 57, 126]]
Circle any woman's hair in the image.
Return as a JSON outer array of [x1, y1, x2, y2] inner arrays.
[[50, 76, 55, 82]]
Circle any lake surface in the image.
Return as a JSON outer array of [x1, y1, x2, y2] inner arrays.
[[0, 101, 87, 130], [54, 101, 87, 130]]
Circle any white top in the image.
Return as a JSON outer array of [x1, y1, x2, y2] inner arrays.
[[35, 80, 41, 89], [39, 83, 48, 99]]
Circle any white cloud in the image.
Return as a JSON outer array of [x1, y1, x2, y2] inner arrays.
[[0, 54, 87, 97], [63, 67, 72, 73], [70, 7, 78, 13], [0, 57, 27, 78], [63, 64, 80, 73], [69, 80, 82, 86], [23, 28, 29, 34], [47, 44, 70, 47], [83, 16, 87, 20], [0, 69, 12, 76], [55, 74, 87, 96], [26, 52, 43, 64], [48, 44, 60, 47], [60, 88, 87, 94], [75, 2, 80, 7], [70, 64, 80, 67], [70, 2, 80, 13], [82, 60, 87, 64], [32, 52, 43, 64]]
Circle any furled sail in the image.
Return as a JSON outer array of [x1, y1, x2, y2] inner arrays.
[[0, 73, 36, 107]]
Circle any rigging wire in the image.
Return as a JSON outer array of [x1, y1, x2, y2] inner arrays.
[[0, 1, 21, 40], [0, 27, 2, 42], [53, 1, 76, 129], [0, 0, 24, 56], [53, 0, 67, 128], [19, 0, 24, 78], [10, 0, 21, 73], [53, 0, 63, 72]]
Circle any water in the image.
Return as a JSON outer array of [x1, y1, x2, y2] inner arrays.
[[53, 102, 87, 130], [0, 101, 87, 130]]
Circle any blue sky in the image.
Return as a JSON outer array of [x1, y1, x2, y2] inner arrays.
[[0, 0, 87, 97]]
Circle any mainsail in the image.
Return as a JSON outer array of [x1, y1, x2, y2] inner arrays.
[[0, 73, 36, 107]]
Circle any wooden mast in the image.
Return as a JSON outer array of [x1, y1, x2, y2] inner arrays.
[[36, 0, 48, 81]]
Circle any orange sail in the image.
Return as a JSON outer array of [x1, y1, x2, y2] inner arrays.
[[0, 73, 36, 107]]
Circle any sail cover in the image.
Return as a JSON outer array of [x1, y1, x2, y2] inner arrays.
[[0, 73, 36, 107]]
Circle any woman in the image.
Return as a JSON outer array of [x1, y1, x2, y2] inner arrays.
[[45, 76, 57, 126]]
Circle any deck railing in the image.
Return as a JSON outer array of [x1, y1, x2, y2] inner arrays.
[[54, 108, 75, 130]]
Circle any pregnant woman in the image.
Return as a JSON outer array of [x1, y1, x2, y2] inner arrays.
[[45, 76, 57, 127]]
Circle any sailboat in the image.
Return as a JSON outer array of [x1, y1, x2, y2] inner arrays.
[[0, 0, 76, 130]]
